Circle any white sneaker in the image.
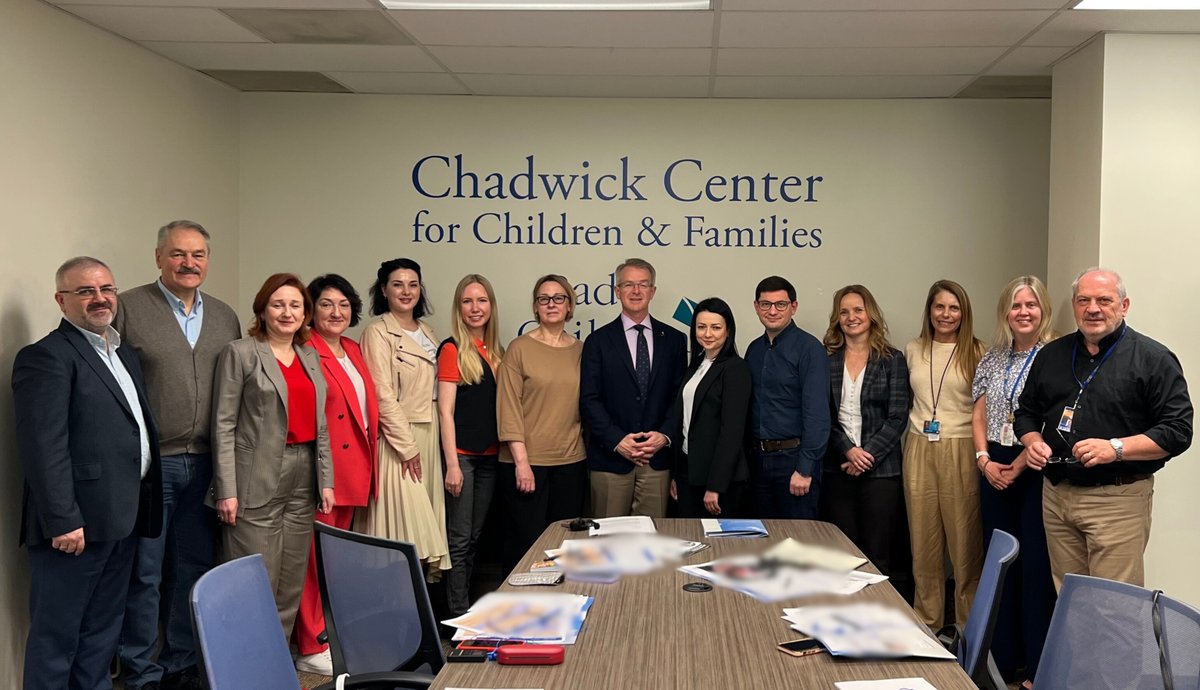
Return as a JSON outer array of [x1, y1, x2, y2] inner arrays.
[[295, 648, 333, 675]]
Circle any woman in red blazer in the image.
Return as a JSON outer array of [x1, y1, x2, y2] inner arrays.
[[294, 274, 380, 675]]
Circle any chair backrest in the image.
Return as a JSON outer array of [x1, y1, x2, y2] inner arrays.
[[314, 523, 446, 676], [959, 529, 1019, 680], [189, 554, 301, 690], [1038, 574, 1200, 690]]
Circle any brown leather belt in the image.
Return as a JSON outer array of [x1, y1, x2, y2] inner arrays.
[[756, 438, 802, 453]]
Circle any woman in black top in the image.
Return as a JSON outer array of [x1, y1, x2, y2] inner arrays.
[[436, 274, 505, 618], [669, 298, 751, 518]]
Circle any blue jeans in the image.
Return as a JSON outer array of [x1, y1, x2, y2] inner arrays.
[[751, 449, 821, 519], [444, 454, 497, 617], [120, 453, 215, 686]]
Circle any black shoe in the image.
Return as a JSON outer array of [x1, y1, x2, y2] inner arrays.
[[162, 667, 205, 690]]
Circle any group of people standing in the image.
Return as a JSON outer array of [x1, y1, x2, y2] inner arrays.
[[14, 217, 1193, 690]]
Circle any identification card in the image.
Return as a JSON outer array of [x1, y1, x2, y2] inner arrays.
[[1057, 406, 1075, 433], [922, 419, 941, 442], [1000, 423, 1016, 447]]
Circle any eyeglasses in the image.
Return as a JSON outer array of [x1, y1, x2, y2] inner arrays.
[[1046, 456, 1080, 465], [58, 286, 118, 299], [618, 281, 653, 291], [535, 294, 569, 306], [755, 300, 793, 312]]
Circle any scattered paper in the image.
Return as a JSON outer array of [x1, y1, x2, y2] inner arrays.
[[588, 515, 657, 536], [783, 603, 955, 660], [834, 679, 939, 690], [679, 554, 886, 602], [443, 592, 593, 645], [766, 537, 868, 572]]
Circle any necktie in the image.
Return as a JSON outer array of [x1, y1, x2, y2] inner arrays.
[[633, 324, 650, 397]]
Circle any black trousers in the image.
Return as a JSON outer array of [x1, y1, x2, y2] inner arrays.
[[822, 471, 907, 581], [498, 461, 588, 573]]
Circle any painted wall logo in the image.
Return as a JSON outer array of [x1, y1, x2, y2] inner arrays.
[[672, 298, 698, 329], [408, 154, 826, 251]]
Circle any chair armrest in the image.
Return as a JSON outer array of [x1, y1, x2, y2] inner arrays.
[[312, 671, 437, 690]]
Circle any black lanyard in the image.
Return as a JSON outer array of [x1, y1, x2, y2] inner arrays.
[[929, 341, 958, 419], [1070, 324, 1127, 409]]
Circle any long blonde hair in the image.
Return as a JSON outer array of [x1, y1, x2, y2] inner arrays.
[[917, 279, 983, 380], [991, 275, 1056, 349], [823, 284, 895, 359], [450, 274, 504, 385]]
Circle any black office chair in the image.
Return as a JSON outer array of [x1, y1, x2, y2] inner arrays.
[[190, 554, 433, 690], [314, 523, 446, 681], [944, 529, 1018, 690]]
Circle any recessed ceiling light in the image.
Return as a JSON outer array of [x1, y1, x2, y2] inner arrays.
[[1074, 0, 1200, 9], [382, 0, 710, 9]]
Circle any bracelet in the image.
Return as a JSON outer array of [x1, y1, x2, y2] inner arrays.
[[974, 450, 990, 460]]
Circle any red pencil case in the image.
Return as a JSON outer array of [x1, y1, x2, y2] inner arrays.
[[495, 644, 564, 665]]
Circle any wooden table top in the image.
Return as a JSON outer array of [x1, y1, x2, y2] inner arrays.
[[431, 518, 975, 690]]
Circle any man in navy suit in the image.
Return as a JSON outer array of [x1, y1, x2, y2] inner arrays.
[[13, 256, 162, 690], [581, 258, 686, 518]]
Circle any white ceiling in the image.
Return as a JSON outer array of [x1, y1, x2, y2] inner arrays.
[[45, 0, 1200, 97]]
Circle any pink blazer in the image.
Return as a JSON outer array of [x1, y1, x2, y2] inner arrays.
[[308, 335, 379, 506]]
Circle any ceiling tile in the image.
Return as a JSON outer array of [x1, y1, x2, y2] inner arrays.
[[221, 9, 412, 45], [388, 10, 714, 47], [1024, 9, 1200, 46], [140, 42, 442, 71], [718, 46, 1005, 76], [985, 45, 1073, 74], [59, 5, 266, 42], [955, 74, 1051, 98], [429, 47, 711, 75], [325, 71, 468, 94], [719, 10, 1055, 48], [714, 74, 974, 98], [458, 74, 710, 97], [49, 0, 374, 7], [201, 69, 351, 91], [722, 0, 1065, 9]]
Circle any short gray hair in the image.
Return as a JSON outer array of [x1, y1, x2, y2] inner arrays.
[[55, 256, 111, 289], [1072, 267, 1126, 299], [156, 220, 211, 250], [615, 257, 656, 286]]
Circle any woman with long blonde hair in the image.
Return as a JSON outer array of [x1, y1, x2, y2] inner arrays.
[[437, 274, 505, 618]]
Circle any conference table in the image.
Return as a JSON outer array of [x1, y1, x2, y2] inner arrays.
[[430, 518, 975, 689]]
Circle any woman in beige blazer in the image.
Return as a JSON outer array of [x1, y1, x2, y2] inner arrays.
[[358, 258, 450, 578], [212, 272, 334, 637]]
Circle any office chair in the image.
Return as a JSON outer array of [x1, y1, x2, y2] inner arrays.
[[190, 554, 433, 690], [1038, 574, 1200, 690], [314, 523, 446, 680], [953, 529, 1019, 690]]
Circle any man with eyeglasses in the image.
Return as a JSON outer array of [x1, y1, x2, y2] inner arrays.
[[14, 257, 163, 690], [580, 258, 686, 518], [112, 221, 241, 690], [1016, 268, 1192, 588], [745, 276, 830, 519]]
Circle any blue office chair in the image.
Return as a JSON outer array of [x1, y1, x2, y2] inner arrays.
[[190, 554, 434, 690], [953, 529, 1019, 690], [314, 523, 446, 680], [1038, 574, 1200, 690]]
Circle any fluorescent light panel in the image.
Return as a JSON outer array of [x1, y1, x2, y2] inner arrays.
[[383, 0, 709, 9], [1074, 0, 1200, 9]]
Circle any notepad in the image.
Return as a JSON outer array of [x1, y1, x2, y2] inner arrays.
[[701, 518, 768, 538]]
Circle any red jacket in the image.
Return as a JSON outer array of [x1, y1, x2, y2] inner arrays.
[[309, 335, 379, 506]]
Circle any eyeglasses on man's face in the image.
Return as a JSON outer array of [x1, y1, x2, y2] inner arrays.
[[58, 286, 119, 299], [618, 281, 653, 292], [535, 294, 569, 306], [755, 300, 793, 312]]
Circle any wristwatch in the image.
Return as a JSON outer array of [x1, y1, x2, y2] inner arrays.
[[1109, 438, 1125, 461]]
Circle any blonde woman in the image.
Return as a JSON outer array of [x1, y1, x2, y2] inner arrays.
[[971, 276, 1056, 689], [358, 258, 449, 578], [437, 274, 505, 618], [904, 279, 985, 630], [495, 275, 586, 571]]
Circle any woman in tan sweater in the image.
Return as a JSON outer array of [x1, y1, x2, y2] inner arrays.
[[496, 274, 586, 571]]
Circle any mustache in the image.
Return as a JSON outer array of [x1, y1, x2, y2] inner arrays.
[[177, 267, 202, 275], [87, 302, 114, 312]]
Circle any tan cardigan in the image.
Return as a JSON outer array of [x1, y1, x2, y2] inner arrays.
[[360, 313, 437, 461]]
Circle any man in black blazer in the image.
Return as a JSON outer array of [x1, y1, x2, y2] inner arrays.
[[580, 258, 686, 518], [13, 257, 162, 690]]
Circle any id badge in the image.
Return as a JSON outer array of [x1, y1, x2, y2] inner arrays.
[[1000, 422, 1016, 447], [1057, 406, 1075, 433], [923, 418, 941, 442]]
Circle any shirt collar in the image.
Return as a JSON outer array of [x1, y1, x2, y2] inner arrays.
[[766, 320, 798, 344], [156, 278, 202, 315], [72, 322, 121, 352], [1073, 321, 1126, 354], [621, 313, 651, 332]]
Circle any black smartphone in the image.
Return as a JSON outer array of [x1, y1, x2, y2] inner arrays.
[[777, 637, 825, 658], [447, 649, 490, 663]]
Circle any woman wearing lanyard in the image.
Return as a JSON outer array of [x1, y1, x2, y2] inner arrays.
[[437, 274, 505, 619], [904, 279, 984, 631], [971, 276, 1056, 690]]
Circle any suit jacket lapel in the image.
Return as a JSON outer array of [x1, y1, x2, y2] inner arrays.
[[254, 338, 288, 410], [383, 313, 436, 365], [312, 336, 367, 433], [59, 321, 135, 420], [688, 357, 723, 430], [646, 316, 671, 389], [610, 317, 638, 383], [829, 350, 845, 402]]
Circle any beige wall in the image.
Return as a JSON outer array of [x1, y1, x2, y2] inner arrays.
[[0, 0, 240, 683], [239, 95, 1050, 351], [1050, 33, 1199, 605]]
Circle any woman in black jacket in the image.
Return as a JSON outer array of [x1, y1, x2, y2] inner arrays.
[[669, 298, 751, 518]]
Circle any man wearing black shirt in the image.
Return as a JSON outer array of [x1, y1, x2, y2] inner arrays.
[[1015, 268, 1192, 588]]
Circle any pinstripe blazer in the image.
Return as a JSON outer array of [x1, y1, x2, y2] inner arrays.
[[825, 347, 910, 478]]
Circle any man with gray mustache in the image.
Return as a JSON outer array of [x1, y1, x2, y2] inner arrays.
[[113, 221, 241, 690]]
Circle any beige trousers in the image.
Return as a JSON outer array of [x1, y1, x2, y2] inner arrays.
[[903, 433, 982, 630], [1041, 476, 1154, 589], [589, 465, 670, 518]]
